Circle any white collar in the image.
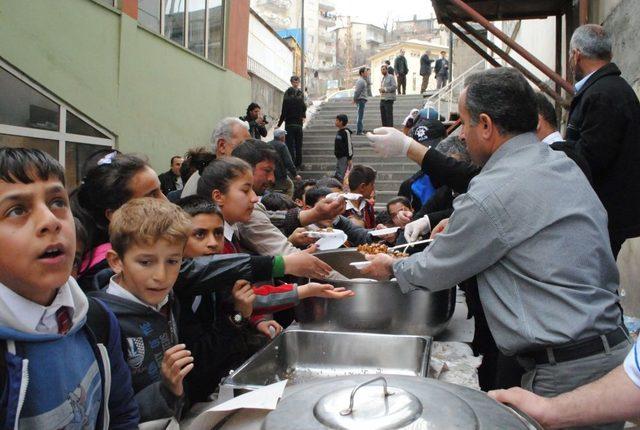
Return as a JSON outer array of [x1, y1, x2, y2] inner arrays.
[[541, 130, 563, 145], [574, 71, 596, 92], [345, 198, 366, 213], [223, 221, 236, 242], [0, 278, 87, 335], [106, 275, 168, 312]]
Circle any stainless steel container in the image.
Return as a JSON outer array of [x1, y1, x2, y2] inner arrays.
[[216, 375, 542, 429], [219, 329, 431, 401], [296, 248, 456, 336]]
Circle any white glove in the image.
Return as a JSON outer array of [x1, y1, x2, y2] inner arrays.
[[404, 215, 431, 242], [366, 127, 413, 158]]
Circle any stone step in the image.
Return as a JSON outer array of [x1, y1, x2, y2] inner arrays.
[[301, 170, 413, 182], [300, 161, 417, 172], [302, 155, 408, 164]]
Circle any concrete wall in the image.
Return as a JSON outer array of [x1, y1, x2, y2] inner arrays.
[[0, 0, 251, 172]]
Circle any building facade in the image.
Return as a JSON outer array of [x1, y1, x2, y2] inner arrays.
[[368, 40, 448, 95], [247, 10, 295, 125], [0, 0, 252, 181]]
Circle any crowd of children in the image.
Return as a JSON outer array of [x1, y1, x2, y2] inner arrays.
[[0, 101, 447, 428]]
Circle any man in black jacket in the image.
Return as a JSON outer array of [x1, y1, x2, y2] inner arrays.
[[158, 155, 184, 195], [394, 49, 409, 95], [555, 24, 640, 258], [420, 50, 432, 93], [278, 75, 307, 168], [434, 51, 449, 89]]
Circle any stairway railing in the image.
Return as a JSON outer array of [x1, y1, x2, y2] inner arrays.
[[425, 60, 487, 120]]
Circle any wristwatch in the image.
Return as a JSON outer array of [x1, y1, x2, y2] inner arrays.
[[229, 311, 246, 326]]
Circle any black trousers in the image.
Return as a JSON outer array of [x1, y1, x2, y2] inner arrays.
[[397, 74, 406, 94], [459, 277, 525, 391], [285, 124, 304, 168], [380, 100, 394, 127]]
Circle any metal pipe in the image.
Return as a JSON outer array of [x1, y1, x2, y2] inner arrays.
[[447, 24, 501, 67], [555, 14, 563, 128], [454, 20, 571, 108], [447, 0, 575, 95]]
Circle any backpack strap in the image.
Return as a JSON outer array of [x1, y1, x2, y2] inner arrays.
[[86, 297, 111, 346]]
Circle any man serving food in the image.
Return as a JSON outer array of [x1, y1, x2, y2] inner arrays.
[[362, 67, 630, 430]]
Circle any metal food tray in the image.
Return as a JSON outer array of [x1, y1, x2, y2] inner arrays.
[[219, 328, 431, 401]]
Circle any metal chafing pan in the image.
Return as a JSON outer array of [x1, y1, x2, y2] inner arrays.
[[218, 329, 431, 401], [295, 248, 456, 336]]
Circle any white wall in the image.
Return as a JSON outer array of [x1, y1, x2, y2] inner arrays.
[[492, 18, 567, 87], [248, 14, 294, 92]]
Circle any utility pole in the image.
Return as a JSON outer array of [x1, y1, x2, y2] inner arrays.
[[345, 16, 353, 86], [301, 0, 305, 89]]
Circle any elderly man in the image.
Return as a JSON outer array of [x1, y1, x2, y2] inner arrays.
[[268, 128, 300, 197], [365, 68, 630, 429], [394, 49, 409, 95], [556, 24, 640, 258], [181, 117, 252, 198]]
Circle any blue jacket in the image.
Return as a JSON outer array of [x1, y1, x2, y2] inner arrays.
[[0, 281, 139, 430]]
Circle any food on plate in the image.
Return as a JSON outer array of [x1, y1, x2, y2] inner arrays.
[[357, 243, 408, 258]]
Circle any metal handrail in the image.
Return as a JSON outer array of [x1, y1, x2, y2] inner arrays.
[[425, 59, 486, 120]]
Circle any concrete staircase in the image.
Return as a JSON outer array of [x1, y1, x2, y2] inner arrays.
[[300, 94, 425, 210]]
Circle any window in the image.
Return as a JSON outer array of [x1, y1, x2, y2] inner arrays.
[[0, 61, 115, 189], [138, 0, 224, 66], [165, 0, 185, 46], [0, 67, 59, 131], [0, 135, 58, 159], [139, 0, 161, 32], [188, 0, 206, 56], [207, 0, 224, 64]]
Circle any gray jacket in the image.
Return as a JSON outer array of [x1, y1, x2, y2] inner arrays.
[[354, 77, 368, 102], [380, 74, 397, 101], [393, 132, 621, 355]]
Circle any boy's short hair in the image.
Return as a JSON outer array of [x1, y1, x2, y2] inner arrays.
[[0, 147, 65, 185], [294, 179, 316, 201], [177, 195, 222, 218], [305, 187, 332, 208], [348, 165, 377, 191], [261, 192, 298, 211], [316, 176, 343, 190], [336, 114, 348, 126], [358, 67, 366, 76], [386, 196, 411, 213], [109, 198, 191, 256]]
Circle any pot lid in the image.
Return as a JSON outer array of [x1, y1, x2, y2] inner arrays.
[[262, 375, 542, 430], [313, 377, 423, 430]]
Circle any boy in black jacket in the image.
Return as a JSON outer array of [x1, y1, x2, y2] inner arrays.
[[334, 114, 353, 182]]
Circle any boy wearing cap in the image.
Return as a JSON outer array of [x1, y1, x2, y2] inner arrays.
[[268, 128, 300, 197]]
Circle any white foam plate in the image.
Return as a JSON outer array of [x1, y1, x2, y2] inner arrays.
[[369, 227, 399, 237], [313, 229, 348, 250], [349, 261, 371, 269], [325, 192, 363, 202]]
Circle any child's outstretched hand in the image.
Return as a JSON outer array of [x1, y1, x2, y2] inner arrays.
[[298, 283, 355, 300], [232, 279, 255, 318], [256, 319, 283, 339], [161, 344, 194, 397]]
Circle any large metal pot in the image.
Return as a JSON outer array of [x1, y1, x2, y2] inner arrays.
[[216, 375, 542, 429], [295, 249, 456, 336]]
